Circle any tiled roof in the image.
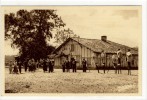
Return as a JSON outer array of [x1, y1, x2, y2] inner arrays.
[[71, 37, 138, 54], [54, 37, 138, 55]]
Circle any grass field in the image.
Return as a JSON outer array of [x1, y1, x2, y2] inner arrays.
[[5, 68, 138, 93]]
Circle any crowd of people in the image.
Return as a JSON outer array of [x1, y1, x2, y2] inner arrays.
[[100, 49, 133, 75], [8, 49, 133, 75], [8, 58, 54, 74], [62, 48, 133, 75], [62, 57, 90, 73], [62, 58, 81, 73]]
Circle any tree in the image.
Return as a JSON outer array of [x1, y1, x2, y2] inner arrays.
[[54, 28, 78, 45], [5, 9, 65, 61]]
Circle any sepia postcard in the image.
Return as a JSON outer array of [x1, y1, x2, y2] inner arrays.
[[1, 5, 142, 96]]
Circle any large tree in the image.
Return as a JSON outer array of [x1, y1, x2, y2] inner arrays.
[[5, 9, 65, 61]]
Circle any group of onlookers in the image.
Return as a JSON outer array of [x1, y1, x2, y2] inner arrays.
[[9, 60, 19, 74], [62, 49, 133, 75], [42, 59, 54, 73], [101, 49, 133, 75], [9, 60, 23, 74], [27, 59, 37, 72], [8, 58, 54, 74], [62, 58, 77, 73], [8, 49, 133, 75], [61, 58, 89, 73]]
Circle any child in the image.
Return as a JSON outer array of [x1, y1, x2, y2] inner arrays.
[[13, 61, 19, 74], [9, 60, 13, 74]]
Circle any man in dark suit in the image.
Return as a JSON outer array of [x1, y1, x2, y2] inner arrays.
[[82, 58, 87, 72], [72, 58, 77, 73], [24, 59, 28, 72], [48, 60, 52, 73], [66, 59, 70, 72], [62, 60, 66, 72]]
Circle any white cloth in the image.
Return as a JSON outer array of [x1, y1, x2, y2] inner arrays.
[[126, 52, 132, 62], [112, 55, 117, 63], [101, 52, 105, 58], [117, 50, 122, 58]]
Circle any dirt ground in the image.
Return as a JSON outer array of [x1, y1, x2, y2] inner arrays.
[[5, 68, 138, 93]]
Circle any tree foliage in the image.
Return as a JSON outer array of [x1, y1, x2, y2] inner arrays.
[[54, 28, 78, 45], [5, 9, 65, 61]]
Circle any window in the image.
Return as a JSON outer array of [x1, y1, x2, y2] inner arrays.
[[71, 44, 74, 52]]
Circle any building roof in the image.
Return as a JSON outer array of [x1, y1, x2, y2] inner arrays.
[[54, 37, 138, 54]]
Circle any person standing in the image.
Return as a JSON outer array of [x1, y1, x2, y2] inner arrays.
[[28, 59, 32, 72], [101, 50, 106, 74], [62, 60, 66, 72], [82, 58, 87, 72], [32, 59, 36, 72], [9, 60, 13, 74], [43, 59, 47, 72], [66, 59, 70, 72], [48, 60, 52, 73], [51, 61, 54, 72], [18, 60, 22, 74], [30, 59, 33, 72], [126, 49, 132, 75], [46, 59, 49, 72], [117, 49, 122, 74], [36, 60, 39, 69], [39, 59, 43, 69], [24, 59, 28, 72], [13, 61, 19, 74], [96, 63, 99, 73], [112, 54, 117, 74], [72, 59, 77, 73]]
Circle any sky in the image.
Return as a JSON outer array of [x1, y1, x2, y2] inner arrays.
[[4, 6, 141, 55]]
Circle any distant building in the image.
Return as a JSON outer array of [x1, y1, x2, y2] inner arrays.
[[53, 36, 138, 69]]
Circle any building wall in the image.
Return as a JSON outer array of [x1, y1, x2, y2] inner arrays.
[[55, 40, 96, 68]]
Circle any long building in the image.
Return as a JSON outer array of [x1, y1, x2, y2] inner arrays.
[[53, 36, 138, 69]]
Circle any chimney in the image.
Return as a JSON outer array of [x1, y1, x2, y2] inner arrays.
[[101, 36, 107, 42]]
